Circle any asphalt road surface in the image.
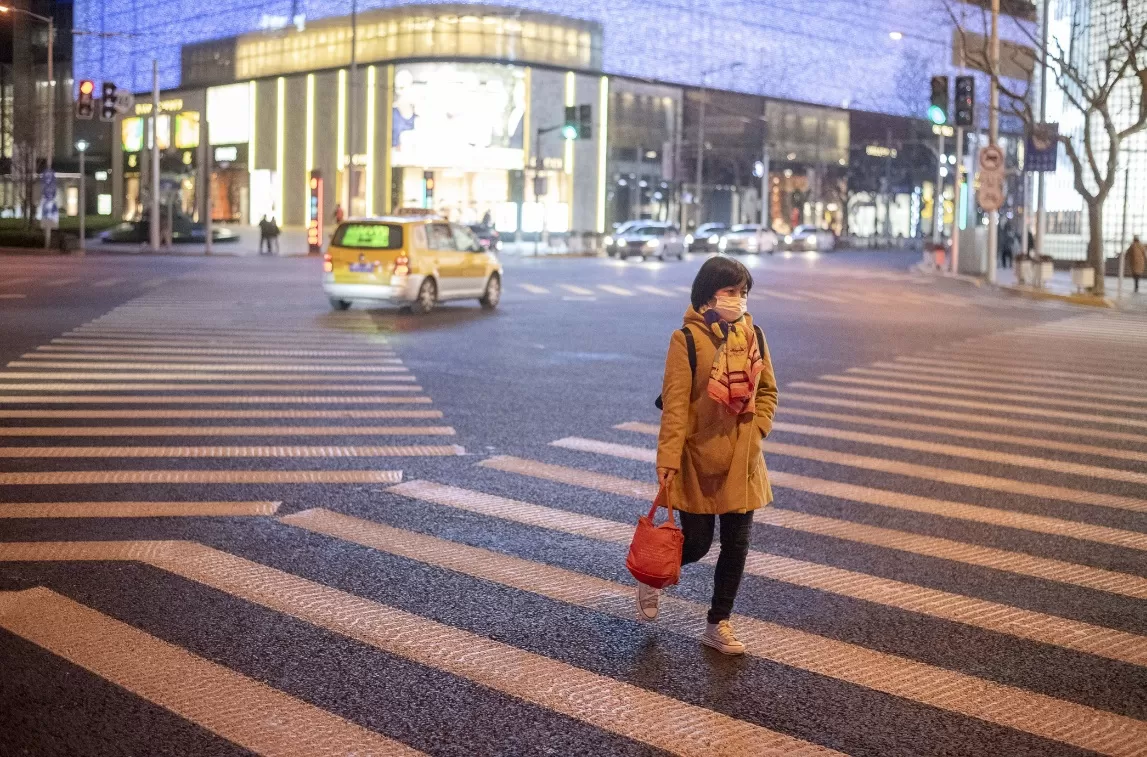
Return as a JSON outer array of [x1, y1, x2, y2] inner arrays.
[[1, 250, 1145, 757]]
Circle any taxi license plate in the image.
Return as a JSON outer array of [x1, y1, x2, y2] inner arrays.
[[349, 263, 374, 273]]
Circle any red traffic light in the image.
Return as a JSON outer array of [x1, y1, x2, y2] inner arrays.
[[79, 79, 94, 95]]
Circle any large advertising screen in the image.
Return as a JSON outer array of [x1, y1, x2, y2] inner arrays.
[[391, 62, 526, 172]]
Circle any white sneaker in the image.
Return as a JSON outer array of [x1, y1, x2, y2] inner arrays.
[[701, 620, 746, 655], [636, 583, 661, 621]]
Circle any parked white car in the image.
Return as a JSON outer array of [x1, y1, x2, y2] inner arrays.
[[718, 225, 779, 254], [783, 225, 836, 251]]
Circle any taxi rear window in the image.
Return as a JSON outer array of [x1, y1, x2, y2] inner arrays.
[[333, 223, 404, 249]]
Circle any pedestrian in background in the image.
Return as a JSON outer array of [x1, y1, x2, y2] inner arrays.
[[268, 216, 281, 255], [258, 215, 272, 255], [1128, 235, 1146, 293], [334, 203, 345, 225], [641, 256, 778, 655]]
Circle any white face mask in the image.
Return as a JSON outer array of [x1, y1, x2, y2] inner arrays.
[[713, 295, 747, 321]]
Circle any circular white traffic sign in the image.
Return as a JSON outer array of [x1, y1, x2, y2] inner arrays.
[[977, 183, 1004, 212]]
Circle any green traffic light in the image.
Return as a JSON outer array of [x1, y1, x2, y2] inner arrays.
[[927, 105, 947, 125], [561, 123, 579, 140]]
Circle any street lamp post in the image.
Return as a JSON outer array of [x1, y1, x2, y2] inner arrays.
[[75, 139, 88, 253], [0, 5, 54, 168], [695, 61, 742, 228]]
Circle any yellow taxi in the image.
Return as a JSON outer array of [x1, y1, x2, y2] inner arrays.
[[322, 216, 503, 313]]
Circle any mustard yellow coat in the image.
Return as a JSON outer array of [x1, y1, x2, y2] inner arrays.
[[656, 307, 778, 515]]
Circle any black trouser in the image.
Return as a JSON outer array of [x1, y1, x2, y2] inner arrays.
[[1135, 274, 1141, 292], [679, 511, 754, 624]]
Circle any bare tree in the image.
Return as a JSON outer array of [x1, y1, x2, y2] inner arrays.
[[951, 0, 1147, 294]]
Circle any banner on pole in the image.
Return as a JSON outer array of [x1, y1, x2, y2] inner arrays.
[[1024, 123, 1059, 172]]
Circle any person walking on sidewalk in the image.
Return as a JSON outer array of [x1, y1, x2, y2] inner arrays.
[[1128, 235, 1146, 293], [641, 256, 778, 655]]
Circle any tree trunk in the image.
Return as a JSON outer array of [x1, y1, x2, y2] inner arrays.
[[1087, 200, 1105, 295]]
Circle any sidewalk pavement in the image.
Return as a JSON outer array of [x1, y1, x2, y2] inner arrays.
[[87, 226, 314, 257], [919, 261, 1147, 310]]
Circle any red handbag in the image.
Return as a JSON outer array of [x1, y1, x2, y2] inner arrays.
[[626, 485, 684, 589]]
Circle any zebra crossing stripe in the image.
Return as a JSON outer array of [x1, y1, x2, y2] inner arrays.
[[0, 395, 432, 404], [895, 356, 1147, 390], [597, 285, 635, 296], [55, 336, 389, 348], [773, 408, 1147, 466], [798, 291, 849, 304], [0, 409, 441, 419], [0, 372, 415, 381], [91, 278, 125, 287], [283, 506, 1147, 751], [0, 471, 403, 485], [769, 420, 1147, 486], [0, 294, 27, 300], [0, 445, 464, 458], [0, 501, 281, 518], [864, 361, 1147, 396], [787, 382, 1147, 431], [550, 435, 1147, 544], [20, 353, 405, 365], [387, 480, 1147, 666], [0, 426, 456, 437], [43, 344, 395, 357], [636, 285, 674, 296], [758, 291, 805, 302], [0, 541, 841, 757], [6, 362, 408, 372], [520, 284, 550, 294], [782, 392, 1147, 446], [846, 367, 1147, 405], [0, 383, 423, 392], [820, 374, 1147, 416], [477, 456, 1147, 600], [559, 284, 594, 296], [0, 588, 427, 757]]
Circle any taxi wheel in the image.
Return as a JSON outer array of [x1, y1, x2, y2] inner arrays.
[[480, 274, 501, 310], [329, 298, 352, 311], [413, 278, 437, 314]]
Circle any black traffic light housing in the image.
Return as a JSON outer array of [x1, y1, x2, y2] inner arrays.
[[100, 81, 117, 122], [578, 104, 592, 140], [76, 79, 95, 120], [954, 76, 975, 127], [928, 76, 949, 125]]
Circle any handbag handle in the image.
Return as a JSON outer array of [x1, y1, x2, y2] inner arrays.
[[649, 484, 678, 527]]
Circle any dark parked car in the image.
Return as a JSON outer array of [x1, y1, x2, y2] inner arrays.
[[686, 223, 728, 252], [100, 213, 238, 244], [468, 224, 502, 252]]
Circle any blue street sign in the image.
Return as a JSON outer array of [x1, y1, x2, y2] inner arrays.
[[1024, 123, 1059, 173]]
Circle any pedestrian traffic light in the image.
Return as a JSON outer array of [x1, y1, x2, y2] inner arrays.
[[100, 81, 117, 122], [578, 104, 592, 140], [954, 76, 975, 128], [562, 105, 579, 140], [928, 76, 949, 125], [76, 79, 95, 120]]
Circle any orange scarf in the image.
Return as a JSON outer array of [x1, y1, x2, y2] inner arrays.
[[704, 312, 764, 414]]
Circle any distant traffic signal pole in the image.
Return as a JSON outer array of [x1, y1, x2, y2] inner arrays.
[[987, 0, 1001, 284], [929, 76, 949, 247], [150, 59, 160, 252]]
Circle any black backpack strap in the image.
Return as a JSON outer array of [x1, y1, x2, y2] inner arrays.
[[753, 325, 765, 352], [680, 326, 697, 377]]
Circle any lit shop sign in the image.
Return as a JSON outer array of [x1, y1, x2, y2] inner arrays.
[[215, 146, 238, 162], [135, 98, 185, 116], [307, 170, 324, 252], [865, 145, 898, 158]]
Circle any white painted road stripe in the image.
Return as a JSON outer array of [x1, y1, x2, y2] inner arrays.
[[559, 284, 594, 296], [895, 356, 1147, 390], [0, 542, 841, 757], [0, 383, 423, 392], [0, 395, 432, 404], [637, 285, 674, 296], [597, 284, 635, 296], [91, 278, 126, 287], [551, 436, 1147, 547], [388, 480, 1147, 666], [0, 409, 441, 419], [0, 471, 404, 485], [0, 372, 416, 381], [0, 445, 465, 458], [520, 284, 550, 294], [285, 507, 1147, 750], [0, 426, 455, 437], [6, 361, 408, 372], [478, 456, 1147, 600], [43, 344, 395, 357], [0, 501, 281, 518], [0, 588, 427, 757], [857, 364, 1147, 403]]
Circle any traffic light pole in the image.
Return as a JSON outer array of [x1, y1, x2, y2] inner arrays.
[[932, 131, 944, 246], [149, 58, 160, 253], [986, 0, 1000, 284], [77, 145, 85, 253]]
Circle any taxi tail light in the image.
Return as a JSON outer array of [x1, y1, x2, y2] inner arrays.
[[393, 255, 411, 276], [322, 252, 333, 273]]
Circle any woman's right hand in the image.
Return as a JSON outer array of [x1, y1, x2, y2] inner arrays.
[[657, 467, 677, 488]]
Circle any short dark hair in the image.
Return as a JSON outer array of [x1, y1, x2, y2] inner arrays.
[[690, 256, 754, 310]]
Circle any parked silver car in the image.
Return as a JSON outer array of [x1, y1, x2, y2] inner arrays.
[[718, 224, 779, 254], [783, 225, 836, 251], [605, 223, 686, 260]]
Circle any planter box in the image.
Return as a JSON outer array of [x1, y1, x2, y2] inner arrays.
[[1037, 261, 1055, 287], [1017, 259, 1034, 285], [1071, 266, 1095, 291]]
